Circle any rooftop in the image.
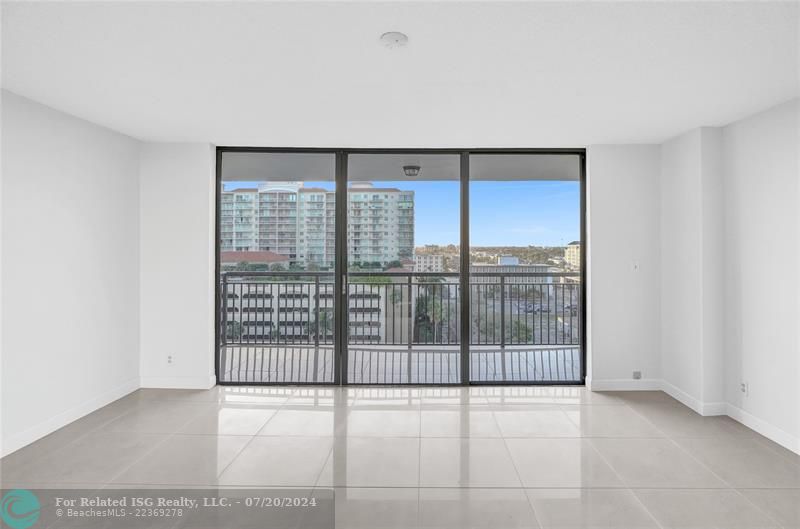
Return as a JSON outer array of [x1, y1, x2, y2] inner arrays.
[[221, 251, 289, 263]]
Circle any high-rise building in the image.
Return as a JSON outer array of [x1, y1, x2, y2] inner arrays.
[[220, 182, 414, 268], [297, 186, 335, 267], [348, 182, 414, 266]]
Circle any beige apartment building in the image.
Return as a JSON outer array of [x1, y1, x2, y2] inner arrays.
[[565, 240, 581, 269]]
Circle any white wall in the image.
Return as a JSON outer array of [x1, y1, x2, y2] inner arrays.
[[1, 91, 141, 455], [659, 127, 725, 414], [587, 145, 661, 389], [700, 128, 725, 410], [660, 130, 703, 402], [139, 143, 216, 389], [722, 98, 799, 450]]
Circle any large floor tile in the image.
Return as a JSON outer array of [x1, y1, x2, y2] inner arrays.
[[112, 434, 250, 485], [566, 389, 628, 406], [286, 387, 354, 405], [104, 400, 214, 434], [420, 438, 521, 488], [419, 488, 539, 528], [317, 437, 420, 487], [482, 386, 564, 405], [505, 438, 624, 488], [1, 397, 139, 470], [421, 407, 502, 438], [629, 403, 756, 439], [0, 428, 93, 480], [590, 438, 727, 488], [606, 391, 681, 407], [562, 405, 665, 438], [334, 487, 419, 529], [7, 384, 798, 529], [218, 386, 295, 405], [1, 430, 167, 484], [351, 388, 421, 408], [345, 409, 421, 437], [419, 387, 488, 406], [739, 489, 800, 529], [751, 435, 800, 463], [218, 436, 333, 486], [634, 489, 780, 528], [493, 407, 581, 438], [257, 408, 347, 436], [133, 387, 225, 402], [178, 406, 278, 435], [675, 437, 800, 488], [33, 431, 167, 484], [526, 489, 658, 529]]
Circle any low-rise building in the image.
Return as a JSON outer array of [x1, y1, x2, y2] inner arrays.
[[414, 254, 445, 272], [221, 250, 291, 271]]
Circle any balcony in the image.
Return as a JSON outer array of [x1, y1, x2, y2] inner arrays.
[[219, 271, 582, 385]]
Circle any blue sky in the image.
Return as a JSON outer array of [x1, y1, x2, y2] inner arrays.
[[223, 180, 579, 246]]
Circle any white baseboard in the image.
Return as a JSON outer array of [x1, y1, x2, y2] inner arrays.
[[586, 378, 662, 391], [660, 380, 726, 416], [139, 375, 216, 390], [699, 401, 727, 416], [726, 403, 800, 456], [1, 378, 140, 458]]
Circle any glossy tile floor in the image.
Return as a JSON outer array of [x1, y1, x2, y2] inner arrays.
[[2, 386, 800, 528]]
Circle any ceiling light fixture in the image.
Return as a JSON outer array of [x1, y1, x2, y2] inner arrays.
[[403, 165, 421, 177], [380, 31, 408, 49]]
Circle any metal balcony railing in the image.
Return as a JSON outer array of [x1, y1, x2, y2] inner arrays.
[[220, 271, 581, 349]]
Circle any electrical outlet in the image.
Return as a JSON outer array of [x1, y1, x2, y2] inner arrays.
[[632, 371, 642, 380], [167, 355, 173, 365], [740, 382, 749, 396]]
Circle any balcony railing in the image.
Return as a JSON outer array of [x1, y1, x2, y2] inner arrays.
[[220, 271, 581, 349]]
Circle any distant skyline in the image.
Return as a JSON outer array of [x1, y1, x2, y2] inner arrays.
[[223, 180, 580, 247]]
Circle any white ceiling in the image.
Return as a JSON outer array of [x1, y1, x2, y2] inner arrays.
[[2, 1, 798, 147]]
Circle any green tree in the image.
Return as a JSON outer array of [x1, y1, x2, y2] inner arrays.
[[224, 321, 242, 341], [310, 308, 334, 340], [508, 320, 532, 342]]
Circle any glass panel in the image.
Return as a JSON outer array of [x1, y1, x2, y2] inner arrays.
[[346, 154, 461, 384], [469, 154, 582, 383], [219, 151, 336, 383]]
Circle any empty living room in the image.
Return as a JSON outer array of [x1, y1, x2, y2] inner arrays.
[[1, 1, 798, 528]]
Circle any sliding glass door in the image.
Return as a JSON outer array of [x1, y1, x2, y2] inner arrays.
[[217, 149, 584, 385], [345, 154, 461, 383], [218, 151, 337, 383], [468, 154, 583, 383]]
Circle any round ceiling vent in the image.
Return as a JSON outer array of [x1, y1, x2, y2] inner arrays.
[[380, 31, 409, 49]]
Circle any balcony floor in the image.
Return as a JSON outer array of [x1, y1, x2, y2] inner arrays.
[[219, 344, 581, 384]]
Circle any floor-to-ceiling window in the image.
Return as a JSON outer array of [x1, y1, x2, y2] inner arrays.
[[218, 151, 337, 383], [216, 149, 584, 385], [346, 154, 461, 383], [468, 154, 583, 383]]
